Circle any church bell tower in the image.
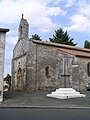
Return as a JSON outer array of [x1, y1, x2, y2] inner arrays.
[[18, 14, 29, 40]]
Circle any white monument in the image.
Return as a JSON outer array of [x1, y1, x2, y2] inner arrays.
[[0, 28, 9, 102]]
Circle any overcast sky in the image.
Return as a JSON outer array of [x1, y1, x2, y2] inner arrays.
[[0, 0, 90, 76]]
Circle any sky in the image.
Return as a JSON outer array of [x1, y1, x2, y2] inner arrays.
[[0, 0, 90, 76]]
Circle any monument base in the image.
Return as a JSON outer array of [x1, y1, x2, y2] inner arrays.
[[47, 88, 86, 99]]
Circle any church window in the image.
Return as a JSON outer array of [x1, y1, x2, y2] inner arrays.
[[45, 67, 50, 76], [87, 62, 90, 77]]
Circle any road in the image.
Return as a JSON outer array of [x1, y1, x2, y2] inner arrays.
[[0, 108, 90, 120]]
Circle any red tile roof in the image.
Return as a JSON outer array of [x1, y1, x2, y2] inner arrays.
[[57, 48, 90, 58], [32, 39, 90, 58]]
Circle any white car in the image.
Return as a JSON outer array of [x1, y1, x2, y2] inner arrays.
[[3, 81, 9, 92], [86, 83, 90, 91]]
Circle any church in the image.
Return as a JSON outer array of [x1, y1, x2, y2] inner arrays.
[[12, 16, 90, 91]]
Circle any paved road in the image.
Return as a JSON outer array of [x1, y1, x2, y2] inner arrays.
[[0, 108, 90, 120]]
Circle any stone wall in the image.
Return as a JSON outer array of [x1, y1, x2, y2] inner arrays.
[[36, 44, 59, 91], [12, 54, 27, 90], [0, 33, 6, 101], [12, 38, 29, 90], [26, 42, 80, 91], [13, 38, 29, 59], [25, 40, 37, 91], [28, 42, 90, 91], [0, 29, 9, 101], [77, 57, 90, 91], [12, 39, 90, 91]]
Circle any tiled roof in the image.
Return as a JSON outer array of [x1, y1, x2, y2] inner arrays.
[[32, 39, 90, 58], [0, 28, 9, 32], [57, 48, 90, 58]]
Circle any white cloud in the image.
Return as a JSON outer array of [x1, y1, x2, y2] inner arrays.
[[43, 0, 63, 5], [78, 0, 90, 17], [0, 0, 66, 32], [64, 0, 90, 33], [65, 0, 76, 8], [64, 14, 90, 32]]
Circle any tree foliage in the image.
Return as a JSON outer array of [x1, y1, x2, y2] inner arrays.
[[32, 34, 42, 41], [49, 28, 77, 46], [84, 40, 90, 49]]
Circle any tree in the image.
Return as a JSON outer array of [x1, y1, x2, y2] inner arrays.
[[84, 40, 90, 49], [49, 28, 77, 46], [32, 34, 42, 41]]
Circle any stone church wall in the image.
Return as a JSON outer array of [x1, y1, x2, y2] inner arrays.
[[35, 43, 90, 91], [77, 57, 90, 91], [25, 40, 37, 90], [36, 44, 60, 91], [13, 38, 29, 59], [12, 39, 90, 91], [12, 55, 26, 90], [12, 38, 29, 90], [28, 43, 81, 91]]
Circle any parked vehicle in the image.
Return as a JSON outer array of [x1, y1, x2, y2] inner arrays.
[[86, 83, 90, 91], [3, 81, 9, 92]]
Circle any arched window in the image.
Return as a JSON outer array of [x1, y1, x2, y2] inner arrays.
[[45, 67, 50, 76], [87, 62, 90, 77]]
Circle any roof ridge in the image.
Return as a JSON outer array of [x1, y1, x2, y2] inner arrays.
[[57, 48, 77, 56], [32, 39, 90, 53]]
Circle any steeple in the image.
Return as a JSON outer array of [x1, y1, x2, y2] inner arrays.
[[22, 13, 24, 19], [18, 14, 29, 40]]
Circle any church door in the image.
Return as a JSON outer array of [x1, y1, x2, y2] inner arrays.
[[17, 68, 24, 90]]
